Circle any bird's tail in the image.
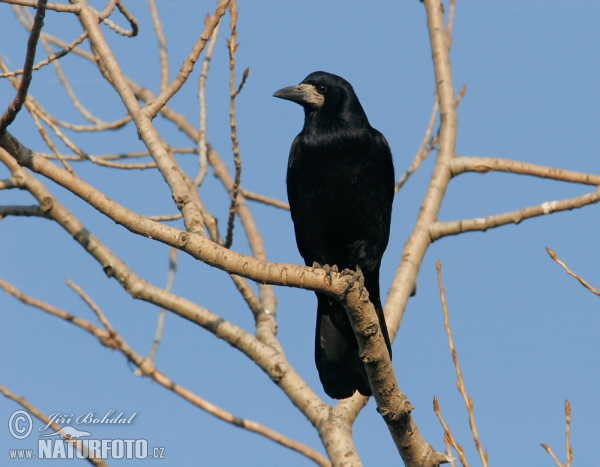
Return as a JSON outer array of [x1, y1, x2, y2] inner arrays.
[[315, 293, 391, 399]]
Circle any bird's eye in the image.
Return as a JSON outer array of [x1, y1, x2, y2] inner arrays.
[[317, 85, 327, 94]]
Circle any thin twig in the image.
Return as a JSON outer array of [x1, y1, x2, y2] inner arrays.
[[395, 83, 466, 193], [144, 247, 178, 363], [0, 279, 118, 349], [0, 205, 48, 218], [39, 147, 196, 161], [0, 0, 47, 135], [1, 0, 73, 13], [29, 105, 75, 174], [433, 395, 464, 467], [437, 260, 487, 466], [395, 94, 438, 192], [102, 0, 138, 37], [148, 0, 168, 92], [540, 444, 565, 467], [565, 399, 572, 467], [0, 29, 88, 78], [142, 0, 231, 119], [13, 8, 94, 61], [242, 189, 290, 210], [145, 212, 183, 222], [224, 0, 246, 249], [0, 385, 108, 467], [74, 0, 207, 237], [546, 247, 600, 296], [1, 279, 329, 467], [67, 279, 116, 334], [20, 5, 106, 127], [196, 18, 220, 187], [0, 58, 75, 173]]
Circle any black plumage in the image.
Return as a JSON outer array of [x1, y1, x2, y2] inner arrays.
[[274, 71, 395, 399]]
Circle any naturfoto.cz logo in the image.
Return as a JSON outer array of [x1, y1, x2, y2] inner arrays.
[[7, 409, 166, 461]]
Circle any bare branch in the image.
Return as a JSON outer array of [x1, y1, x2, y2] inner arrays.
[[0, 0, 47, 135], [145, 247, 177, 363], [1, 280, 330, 467], [142, 0, 231, 119], [395, 94, 438, 192], [565, 399, 572, 467], [0, 58, 75, 173], [0, 177, 19, 190], [102, 0, 138, 37], [72, 0, 207, 236], [546, 247, 600, 296], [148, 0, 168, 92], [0, 143, 331, 436], [451, 156, 600, 186], [0, 384, 108, 466], [540, 443, 565, 467], [196, 18, 220, 187], [0, 279, 118, 348], [12, 6, 94, 61], [242, 189, 290, 210], [433, 396, 464, 466], [2, 0, 74, 13], [339, 277, 451, 466], [145, 212, 183, 222], [0, 30, 88, 78], [430, 188, 600, 241], [436, 261, 487, 466], [385, 0, 459, 339], [224, 0, 245, 249], [0, 204, 48, 218]]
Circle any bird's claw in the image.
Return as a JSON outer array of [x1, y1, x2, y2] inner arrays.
[[341, 266, 364, 298], [312, 262, 338, 285]]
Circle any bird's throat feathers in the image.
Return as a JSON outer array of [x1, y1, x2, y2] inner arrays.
[[301, 109, 371, 150]]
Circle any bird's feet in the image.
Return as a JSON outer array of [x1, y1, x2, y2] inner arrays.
[[312, 262, 339, 286], [340, 266, 365, 298]]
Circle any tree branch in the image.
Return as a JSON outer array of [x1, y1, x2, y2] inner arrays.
[[429, 188, 600, 241], [451, 156, 600, 186], [141, 0, 231, 119], [0, 383, 108, 466], [0, 0, 47, 135], [71, 0, 207, 236], [0, 144, 334, 448], [0, 279, 330, 467], [385, 0, 459, 339]]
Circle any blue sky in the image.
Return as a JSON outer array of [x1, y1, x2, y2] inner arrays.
[[2, 1, 600, 465]]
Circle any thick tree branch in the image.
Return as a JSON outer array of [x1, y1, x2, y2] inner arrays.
[[385, 0, 458, 338], [341, 280, 451, 465], [0, 145, 330, 421]]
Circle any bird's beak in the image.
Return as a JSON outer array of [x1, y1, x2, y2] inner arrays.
[[273, 84, 324, 109]]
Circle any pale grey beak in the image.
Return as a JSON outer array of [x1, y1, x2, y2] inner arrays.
[[273, 84, 324, 109]]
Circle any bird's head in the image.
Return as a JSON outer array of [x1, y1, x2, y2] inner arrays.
[[273, 71, 368, 125]]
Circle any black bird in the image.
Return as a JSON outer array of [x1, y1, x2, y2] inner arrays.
[[274, 71, 395, 399]]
